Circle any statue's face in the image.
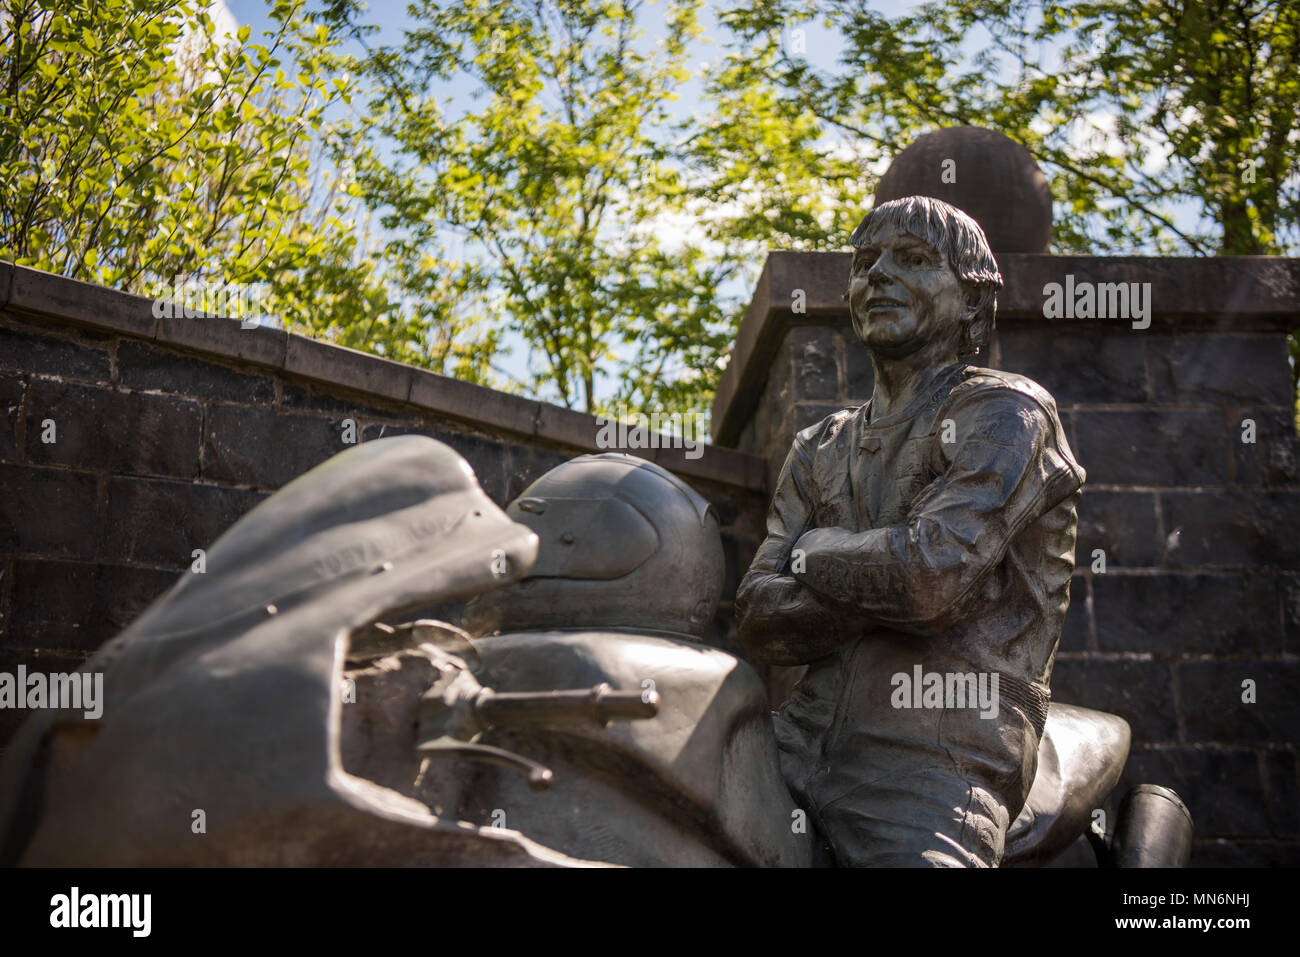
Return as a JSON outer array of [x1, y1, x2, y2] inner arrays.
[[848, 220, 968, 359]]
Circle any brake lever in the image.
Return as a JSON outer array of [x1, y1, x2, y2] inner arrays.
[[414, 646, 659, 793]]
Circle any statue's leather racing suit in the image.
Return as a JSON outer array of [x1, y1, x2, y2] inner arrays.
[[737, 362, 1085, 867]]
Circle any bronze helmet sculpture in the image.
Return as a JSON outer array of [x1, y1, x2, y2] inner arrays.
[[464, 452, 725, 639]]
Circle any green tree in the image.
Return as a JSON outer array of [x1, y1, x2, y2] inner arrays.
[[710, 0, 1299, 412], [3, 2, 327, 286], [333, 0, 743, 415], [0, 0, 488, 375], [8, 1, 1296, 419], [674, 27, 874, 295], [711, 0, 1298, 255]]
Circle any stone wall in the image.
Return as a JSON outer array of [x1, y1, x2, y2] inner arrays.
[[0, 263, 767, 752], [714, 251, 1300, 865]]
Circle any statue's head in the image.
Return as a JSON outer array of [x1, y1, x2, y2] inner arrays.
[[846, 195, 1003, 360]]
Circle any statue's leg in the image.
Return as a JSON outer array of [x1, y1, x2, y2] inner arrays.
[[816, 769, 1011, 868]]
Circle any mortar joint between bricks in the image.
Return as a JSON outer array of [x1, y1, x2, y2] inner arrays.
[[92, 472, 109, 565], [1084, 573, 1098, 652], [833, 329, 846, 402], [1169, 660, 1187, 746], [197, 402, 208, 479], [14, 372, 29, 464], [1153, 490, 1167, 568]]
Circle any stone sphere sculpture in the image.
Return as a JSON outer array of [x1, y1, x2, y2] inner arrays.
[[874, 126, 1053, 253]]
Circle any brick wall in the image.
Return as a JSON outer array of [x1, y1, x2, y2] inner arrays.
[[716, 251, 1300, 865], [0, 264, 767, 752]]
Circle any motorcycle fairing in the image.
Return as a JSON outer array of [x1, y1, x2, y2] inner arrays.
[[0, 436, 604, 866]]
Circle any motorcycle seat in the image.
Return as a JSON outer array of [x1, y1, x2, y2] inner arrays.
[[1002, 702, 1130, 866]]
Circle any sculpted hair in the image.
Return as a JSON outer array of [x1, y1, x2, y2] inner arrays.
[[849, 196, 1004, 357]]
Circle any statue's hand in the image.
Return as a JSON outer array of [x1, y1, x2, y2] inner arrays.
[[790, 526, 881, 614], [791, 526, 847, 575]]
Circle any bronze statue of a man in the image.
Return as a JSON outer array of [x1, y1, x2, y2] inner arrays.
[[737, 196, 1086, 867]]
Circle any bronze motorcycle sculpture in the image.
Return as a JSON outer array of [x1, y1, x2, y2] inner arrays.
[[0, 436, 1191, 867]]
